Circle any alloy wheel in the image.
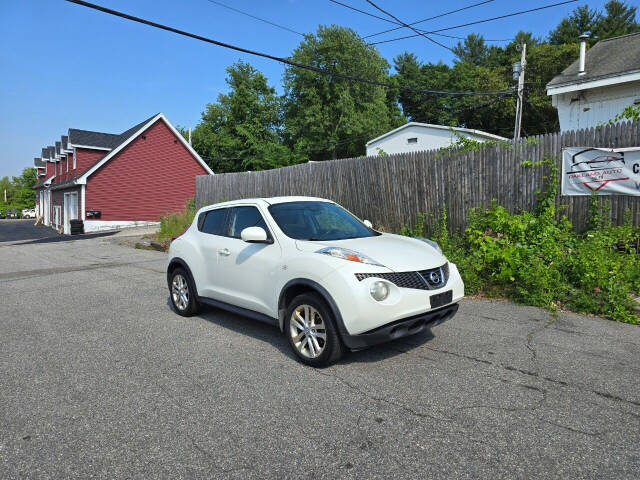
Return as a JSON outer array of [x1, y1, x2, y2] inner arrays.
[[172, 274, 189, 311], [290, 304, 327, 358]]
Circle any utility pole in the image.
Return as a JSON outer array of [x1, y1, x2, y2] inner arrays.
[[512, 43, 526, 145]]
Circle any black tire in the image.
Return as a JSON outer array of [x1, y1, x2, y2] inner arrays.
[[285, 293, 343, 367], [168, 267, 200, 316]]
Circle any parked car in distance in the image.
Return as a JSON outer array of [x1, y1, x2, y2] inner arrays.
[[6, 209, 19, 219], [167, 197, 464, 366], [22, 208, 36, 219]]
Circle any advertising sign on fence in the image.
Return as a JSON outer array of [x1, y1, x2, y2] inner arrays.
[[562, 147, 640, 196]]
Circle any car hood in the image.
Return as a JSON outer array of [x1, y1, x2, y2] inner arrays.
[[296, 233, 447, 272]]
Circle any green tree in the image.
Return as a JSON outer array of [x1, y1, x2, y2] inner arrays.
[[548, 5, 601, 45], [453, 34, 489, 66], [549, 1, 638, 44], [596, 1, 639, 39], [393, 54, 513, 137], [190, 61, 296, 173], [0, 168, 36, 213], [519, 43, 580, 134], [282, 25, 404, 160]]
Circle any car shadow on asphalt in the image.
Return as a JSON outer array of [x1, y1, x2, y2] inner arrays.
[[171, 298, 436, 365]]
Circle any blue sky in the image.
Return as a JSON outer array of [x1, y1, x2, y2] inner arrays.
[[0, 0, 605, 178]]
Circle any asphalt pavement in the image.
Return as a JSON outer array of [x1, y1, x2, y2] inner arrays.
[[0, 232, 638, 479], [0, 219, 61, 243]]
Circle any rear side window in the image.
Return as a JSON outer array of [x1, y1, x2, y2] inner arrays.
[[228, 206, 268, 239], [199, 208, 229, 236]]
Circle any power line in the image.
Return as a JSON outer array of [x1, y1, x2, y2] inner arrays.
[[363, 0, 455, 52], [64, 0, 511, 97], [362, 0, 494, 39], [202, 0, 304, 36], [329, 0, 509, 42], [370, 0, 579, 46]]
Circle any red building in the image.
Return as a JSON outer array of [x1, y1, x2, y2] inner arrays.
[[34, 113, 213, 233]]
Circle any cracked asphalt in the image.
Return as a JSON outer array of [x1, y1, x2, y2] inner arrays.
[[1, 225, 639, 479]]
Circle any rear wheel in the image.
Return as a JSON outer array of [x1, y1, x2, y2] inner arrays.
[[285, 293, 343, 367], [169, 268, 199, 316]]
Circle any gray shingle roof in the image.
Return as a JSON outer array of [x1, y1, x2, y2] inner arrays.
[[55, 141, 61, 155], [34, 158, 45, 168], [61, 135, 69, 150], [548, 32, 640, 88], [41, 147, 49, 159], [68, 129, 122, 149], [68, 113, 161, 151], [47, 146, 55, 159]]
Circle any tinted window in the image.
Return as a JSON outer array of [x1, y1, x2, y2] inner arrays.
[[199, 208, 228, 236], [268, 201, 377, 241], [228, 206, 268, 239]]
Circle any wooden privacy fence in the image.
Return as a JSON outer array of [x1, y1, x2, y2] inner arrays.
[[196, 121, 640, 233]]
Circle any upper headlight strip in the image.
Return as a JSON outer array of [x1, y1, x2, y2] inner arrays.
[[316, 247, 384, 267]]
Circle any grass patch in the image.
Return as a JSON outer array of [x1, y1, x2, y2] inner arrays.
[[156, 198, 197, 244], [401, 158, 640, 324]]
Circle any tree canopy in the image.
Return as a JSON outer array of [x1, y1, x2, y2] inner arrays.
[[282, 25, 403, 160], [189, 61, 295, 173], [0, 167, 36, 214], [184, 2, 638, 172]]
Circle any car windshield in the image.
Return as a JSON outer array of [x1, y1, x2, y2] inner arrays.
[[268, 201, 377, 241]]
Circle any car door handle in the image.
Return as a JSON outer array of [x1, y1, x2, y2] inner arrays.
[[218, 248, 231, 256]]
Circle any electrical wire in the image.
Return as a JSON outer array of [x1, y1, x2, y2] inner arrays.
[[369, 0, 579, 45], [203, 0, 304, 36], [362, 0, 494, 39], [64, 0, 512, 97], [329, 0, 510, 42], [363, 0, 455, 52]]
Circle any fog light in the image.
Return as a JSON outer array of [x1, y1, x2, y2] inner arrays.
[[370, 281, 390, 301]]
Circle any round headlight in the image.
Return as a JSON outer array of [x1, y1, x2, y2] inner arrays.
[[370, 281, 390, 301]]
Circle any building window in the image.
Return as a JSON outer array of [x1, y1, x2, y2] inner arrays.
[[407, 137, 418, 144]]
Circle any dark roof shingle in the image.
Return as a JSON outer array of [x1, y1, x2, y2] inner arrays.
[[68, 129, 122, 149], [548, 32, 640, 88]]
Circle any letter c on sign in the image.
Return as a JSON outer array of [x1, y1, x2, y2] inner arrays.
[[634, 163, 639, 174]]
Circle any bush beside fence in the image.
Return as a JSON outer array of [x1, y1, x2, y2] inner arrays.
[[195, 121, 640, 233]]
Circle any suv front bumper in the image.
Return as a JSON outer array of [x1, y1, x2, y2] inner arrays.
[[339, 303, 459, 350]]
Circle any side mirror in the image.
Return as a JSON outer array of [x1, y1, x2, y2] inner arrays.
[[241, 226, 270, 243], [363, 219, 373, 228]]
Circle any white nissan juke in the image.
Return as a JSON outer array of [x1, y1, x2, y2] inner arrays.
[[167, 197, 464, 366]]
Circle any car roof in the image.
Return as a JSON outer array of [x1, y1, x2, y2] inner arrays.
[[204, 196, 332, 209]]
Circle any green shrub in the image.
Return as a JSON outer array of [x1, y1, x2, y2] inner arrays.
[[401, 158, 639, 324], [156, 198, 197, 243]]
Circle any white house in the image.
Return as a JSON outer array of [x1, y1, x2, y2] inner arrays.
[[365, 122, 507, 156], [547, 32, 640, 132]]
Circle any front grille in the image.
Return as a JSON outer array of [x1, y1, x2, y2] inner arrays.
[[355, 263, 449, 290]]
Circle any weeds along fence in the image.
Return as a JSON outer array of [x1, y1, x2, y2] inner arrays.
[[196, 121, 640, 233]]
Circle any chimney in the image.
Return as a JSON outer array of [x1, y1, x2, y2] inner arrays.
[[578, 34, 589, 76]]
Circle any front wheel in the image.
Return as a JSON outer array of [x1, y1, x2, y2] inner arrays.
[[169, 268, 199, 316], [285, 293, 343, 367]]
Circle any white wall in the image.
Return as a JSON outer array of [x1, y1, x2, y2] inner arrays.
[[553, 80, 640, 132], [366, 125, 498, 156], [83, 220, 159, 233]]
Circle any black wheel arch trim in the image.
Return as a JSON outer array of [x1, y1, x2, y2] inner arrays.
[[167, 257, 200, 298], [278, 278, 351, 344]]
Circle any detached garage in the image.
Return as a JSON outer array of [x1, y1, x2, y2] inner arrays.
[[35, 113, 213, 233]]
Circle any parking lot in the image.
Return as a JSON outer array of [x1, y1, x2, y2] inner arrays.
[[0, 232, 638, 479]]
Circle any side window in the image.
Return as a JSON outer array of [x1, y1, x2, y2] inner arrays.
[[228, 206, 268, 239], [199, 208, 229, 236]]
